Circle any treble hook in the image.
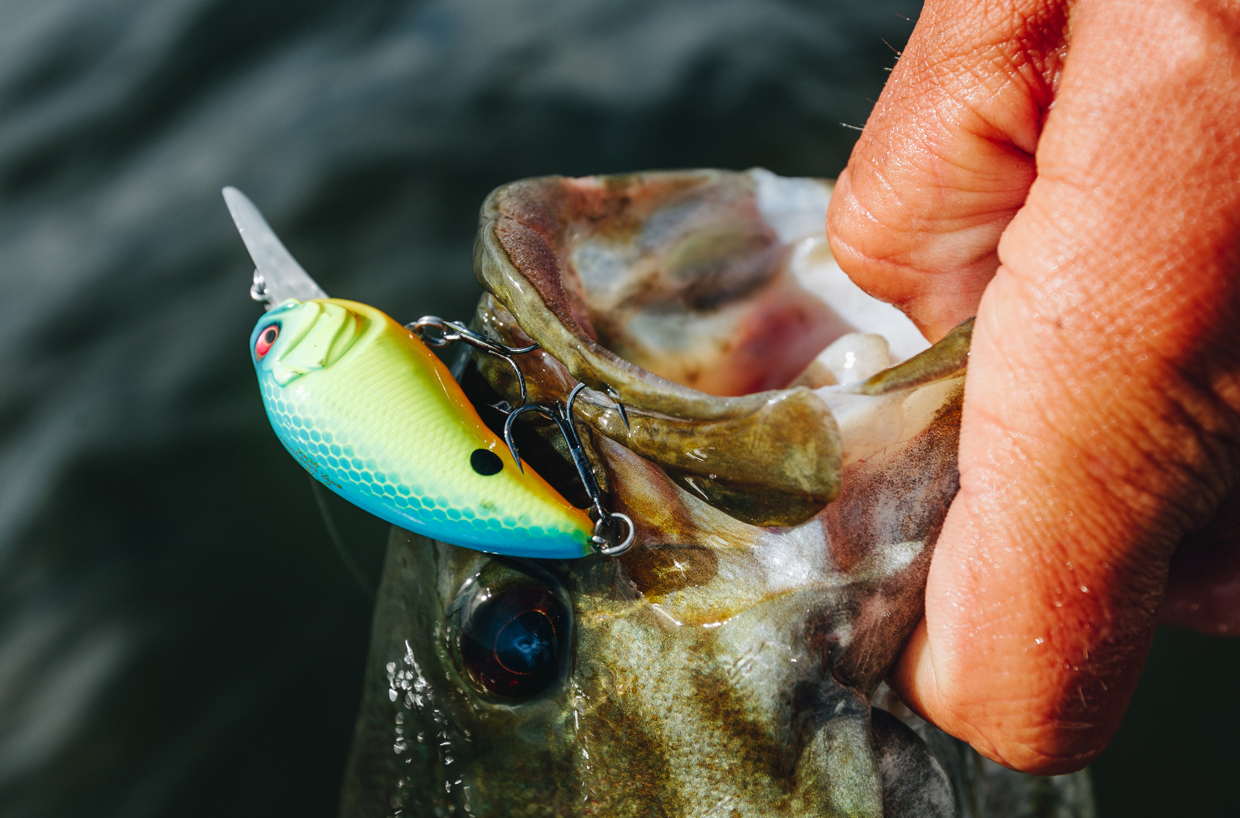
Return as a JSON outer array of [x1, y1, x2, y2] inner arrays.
[[502, 383, 635, 556], [605, 385, 630, 431], [407, 316, 539, 409]]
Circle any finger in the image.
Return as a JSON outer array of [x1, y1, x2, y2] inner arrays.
[[826, 0, 1068, 339], [892, 0, 1240, 774]]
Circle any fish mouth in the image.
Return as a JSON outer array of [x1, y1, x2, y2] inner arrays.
[[468, 168, 967, 528], [465, 166, 967, 704]]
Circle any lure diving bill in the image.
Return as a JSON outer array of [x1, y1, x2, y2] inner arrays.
[[226, 187, 621, 559]]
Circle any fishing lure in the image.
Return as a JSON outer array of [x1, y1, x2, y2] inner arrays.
[[225, 187, 633, 558]]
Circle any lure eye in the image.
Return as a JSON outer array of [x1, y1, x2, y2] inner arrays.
[[456, 579, 569, 701], [255, 324, 279, 359]]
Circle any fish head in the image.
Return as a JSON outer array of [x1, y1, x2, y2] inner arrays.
[[357, 467, 959, 815], [338, 170, 989, 816]]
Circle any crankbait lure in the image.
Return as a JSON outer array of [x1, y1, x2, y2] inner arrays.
[[226, 187, 633, 558]]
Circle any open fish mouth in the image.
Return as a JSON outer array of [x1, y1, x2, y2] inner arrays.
[[467, 168, 968, 529], [339, 170, 1089, 817]]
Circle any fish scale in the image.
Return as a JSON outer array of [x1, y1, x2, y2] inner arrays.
[[252, 298, 594, 558]]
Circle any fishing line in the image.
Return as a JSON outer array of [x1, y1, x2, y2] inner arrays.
[[309, 476, 376, 601]]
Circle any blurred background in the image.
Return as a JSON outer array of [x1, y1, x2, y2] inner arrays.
[[0, 1, 1236, 816]]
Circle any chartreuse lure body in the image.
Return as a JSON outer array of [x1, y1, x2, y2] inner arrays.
[[250, 297, 594, 558]]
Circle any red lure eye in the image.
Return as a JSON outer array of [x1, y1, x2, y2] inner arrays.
[[255, 324, 279, 359]]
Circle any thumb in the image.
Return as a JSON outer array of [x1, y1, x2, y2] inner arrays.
[[837, 0, 1240, 775], [827, 0, 1067, 340]]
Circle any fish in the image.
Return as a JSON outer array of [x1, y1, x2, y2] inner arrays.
[[336, 170, 1096, 817], [227, 188, 596, 559]]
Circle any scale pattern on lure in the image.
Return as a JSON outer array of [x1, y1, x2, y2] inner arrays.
[[250, 297, 595, 558]]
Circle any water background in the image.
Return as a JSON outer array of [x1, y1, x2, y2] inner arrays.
[[0, 1, 1236, 815]]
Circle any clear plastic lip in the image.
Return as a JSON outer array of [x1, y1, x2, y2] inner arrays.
[[223, 186, 329, 307]]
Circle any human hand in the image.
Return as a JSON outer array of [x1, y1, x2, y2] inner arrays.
[[826, 0, 1240, 774]]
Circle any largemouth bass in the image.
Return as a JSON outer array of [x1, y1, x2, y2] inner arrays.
[[336, 170, 1096, 817]]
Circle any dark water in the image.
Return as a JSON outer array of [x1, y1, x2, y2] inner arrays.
[[0, 1, 1235, 816]]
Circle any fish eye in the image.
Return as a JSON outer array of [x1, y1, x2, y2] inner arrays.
[[452, 565, 570, 701], [255, 323, 279, 359], [470, 448, 503, 476]]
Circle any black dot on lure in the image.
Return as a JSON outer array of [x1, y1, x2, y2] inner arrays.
[[471, 449, 504, 476]]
